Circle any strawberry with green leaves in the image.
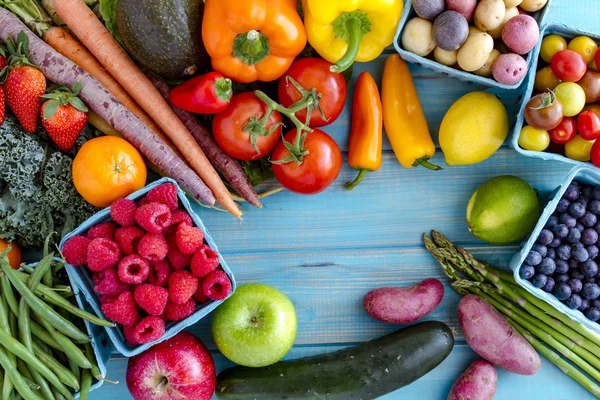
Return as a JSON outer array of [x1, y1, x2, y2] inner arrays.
[[0, 44, 7, 126], [41, 82, 89, 151], [0, 31, 46, 133]]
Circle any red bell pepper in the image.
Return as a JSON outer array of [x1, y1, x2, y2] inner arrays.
[[169, 72, 232, 114]]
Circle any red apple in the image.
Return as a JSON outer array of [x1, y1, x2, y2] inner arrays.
[[126, 332, 216, 400]]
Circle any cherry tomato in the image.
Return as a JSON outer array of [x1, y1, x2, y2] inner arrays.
[[519, 126, 550, 152], [596, 47, 600, 73], [551, 49, 587, 82], [524, 91, 564, 131], [535, 66, 562, 93], [549, 117, 577, 144], [278, 58, 348, 128], [578, 110, 600, 140], [577, 69, 600, 103], [541, 35, 567, 63], [212, 92, 282, 161], [583, 104, 600, 117], [555, 82, 586, 117], [566, 135, 595, 161], [591, 139, 600, 167], [271, 129, 342, 194], [568, 36, 598, 64]]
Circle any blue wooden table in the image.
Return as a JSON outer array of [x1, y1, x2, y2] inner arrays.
[[91, 2, 599, 398]]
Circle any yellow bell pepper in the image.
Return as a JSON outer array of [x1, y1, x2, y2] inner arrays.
[[302, 0, 404, 73]]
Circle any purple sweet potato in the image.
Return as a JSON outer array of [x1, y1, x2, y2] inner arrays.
[[362, 278, 444, 324], [458, 295, 541, 375], [448, 359, 498, 400]]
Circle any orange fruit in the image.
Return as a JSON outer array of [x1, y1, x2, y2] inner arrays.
[[73, 136, 147, 208], [0, 239, 22, 270]]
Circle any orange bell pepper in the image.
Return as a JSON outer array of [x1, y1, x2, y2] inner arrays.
[[202, 0, 307, 84], [346, 71, 382, 190]]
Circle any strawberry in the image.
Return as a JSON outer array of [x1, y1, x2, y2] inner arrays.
[[41, 82, 88, 151], [0, 44, 7, 72], [0, 86, 5, 126]]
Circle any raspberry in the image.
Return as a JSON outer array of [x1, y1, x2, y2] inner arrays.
[[62, 236, 91, 266], [190, 244, 220, 278], [123, 324, 138, 346], [202, 269, 232, 301], [168, 270, 198, 304], [118, 255, 150, 284], [193, 284, 209, 304], [164, 209, 193, 235], [147, 183, 179, 210], [114, 226, 145, 255], [99, 294, 119, 304], [166, 234, 191, 270], [175, 224, 204, 255], [147, 261, 172, 287], [94, 268, 130, 296], [133, 284, 169, 315], [87, 222, 117, 241], [137, 197, 151, 207], [164, 299, 196, 322], [101, 291, 139, 326], [110, 198, 137, 227], [135, 203, 172, 233], [138, 233, 168, 262], [133, 316, 165, 344], [87, 238, 121, 272]]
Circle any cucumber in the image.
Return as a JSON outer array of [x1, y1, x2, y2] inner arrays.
[[216, 321, 454, 399]]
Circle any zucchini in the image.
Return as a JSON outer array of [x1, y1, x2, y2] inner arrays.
[[216, 321, 454, 399]]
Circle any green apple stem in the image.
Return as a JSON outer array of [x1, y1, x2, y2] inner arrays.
[[251, 316, 260, 328], [153, 377, 168, 395]]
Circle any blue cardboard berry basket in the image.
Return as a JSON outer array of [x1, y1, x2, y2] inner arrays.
[[59, 177, 237, 357], [509, 22, 600, 167], [394, 0, 552, 91], [26, 258, 111, 399], [509, 166, 600, 336]]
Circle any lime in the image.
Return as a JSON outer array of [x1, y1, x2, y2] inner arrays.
[[467, 176, 542, 244]]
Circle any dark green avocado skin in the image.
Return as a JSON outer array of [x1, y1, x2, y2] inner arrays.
[[116, 0, 209, 79]]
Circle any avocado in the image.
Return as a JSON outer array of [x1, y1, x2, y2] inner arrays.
[[116, 0, 209, 80]]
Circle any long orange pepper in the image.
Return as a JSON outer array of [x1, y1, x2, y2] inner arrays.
[[345, 71, 383, 190]]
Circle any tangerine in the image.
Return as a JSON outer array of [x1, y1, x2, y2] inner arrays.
[[0, 239, 22, 270]]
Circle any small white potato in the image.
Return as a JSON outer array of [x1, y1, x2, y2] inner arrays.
[[474, 0, 506, 31], [402, 17, 436, 57], [469, 26, 484, 36], [475, 49, 501, 77], [520, 0, 548, 12], [457, 32, 494, 71], [503, 0, 523, 7], [434, 46, 458, 66], [487, 7, 520, 38]]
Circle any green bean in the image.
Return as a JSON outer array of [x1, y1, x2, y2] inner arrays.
[[29, 372, 54, 400], [30, 342, 78, 394], [18, 265, 34, 274], [51, 389, 66, 400], [29, 321, 61, 352], [1, 276, 18, 319], [79, 370, 91, 400], [0, 261, 89, 343], [26, 255, 53, 292], [15, 361, 39, 391], [7, 312, 17, 340], [2, 375, 13, 400], [0, 348, 42, 400], [51, 262, 64, 277], [35, 316, 92, 369]]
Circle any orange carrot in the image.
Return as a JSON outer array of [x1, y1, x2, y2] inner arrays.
[[54, 0, 241, 218]]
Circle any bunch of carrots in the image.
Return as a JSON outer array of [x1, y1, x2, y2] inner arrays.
[[0, 0, 261, 218]]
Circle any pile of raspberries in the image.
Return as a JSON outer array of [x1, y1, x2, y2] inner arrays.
[[62, 183, 233, 346]]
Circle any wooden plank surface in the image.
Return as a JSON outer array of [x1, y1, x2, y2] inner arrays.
[[91, 1, 600, 398]]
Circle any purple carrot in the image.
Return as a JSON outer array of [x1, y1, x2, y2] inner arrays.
[[0, 8, 215, 206], [148, 73, 262, 208]]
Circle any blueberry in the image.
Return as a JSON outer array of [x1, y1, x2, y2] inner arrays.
[[557, 198, 571, 213], [592, 299, 600, 308], [593, 187, 600, 200], [581, 259, 599, 277], [585, 307, 600, 322], [569, 258, 580, 269], [565, 293, 583, 309], [545, 215, 559, 229], [582, 283, 600, 300], [555, 259, 570, 274], [555, 273, 570, 284], [569, 202, 587, 218], [554, 283, 573, 300], [571, 269, 585, 280], [590, 200, 600, 214], [582, 212, 598, 227], [575, 223, 585, 233], [582, 228, 599, 246], [580, 299, 591, 311], [532, 273, 548, 289], [548, 238, 562, 248], [542, 277, 556, 293], [532, 243, 548, 258], [537, 229, 554, 245], [547, 248, 556, 260], [576, 195, 590, 207], [564, 185, 580, 201], [519, 264, 535, 280], [524, 250, 542, 266], [536, 258, 556, 275], [582, 185, 593, 197], [552, 224, 569, 239], [587, 245, 599, 260], [567, 228, 582, 244], [585, 277, 597, 284], [556, 244, 571, 261], [568, 278, 583, 293], [559, 213, 577, 228]]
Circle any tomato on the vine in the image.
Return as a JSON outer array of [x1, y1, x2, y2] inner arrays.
[[271, 129, 342, 194], [212, 92, 282, 161], [549, 117, 577, 144], [278, 58, 347, 128], [551, 50, 587, 82], [578, 110, 600, 140]]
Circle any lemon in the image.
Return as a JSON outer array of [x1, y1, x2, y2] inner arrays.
[[467, 176, 541, 244], [440, 92, 509, 165]]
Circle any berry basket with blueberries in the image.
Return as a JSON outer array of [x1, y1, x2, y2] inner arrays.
[[59, 178, 236, 357], [510, 166, 600, 333]]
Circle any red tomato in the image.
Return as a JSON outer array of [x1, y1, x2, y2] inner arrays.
[[578, 110, 600, 140], [271, 129, 342, 194], [551, 50, 587, 82], [591, 139, 600, 167], [597, 49, 600, 75], [278, 58, 347, 127], [212, 92, 282, 161], [549, 117, 577, 144]]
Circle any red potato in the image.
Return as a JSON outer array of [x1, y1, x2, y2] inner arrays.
[[362, 278, 444, 324], [446, 0, 477, 22], [448, 359, 498, 400], [502, 14, 540, 55], [458, 295, 541, 375], [492, 53, 528, 85]]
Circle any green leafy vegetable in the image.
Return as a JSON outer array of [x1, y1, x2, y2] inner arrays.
[[239, 159, 275, 187], [99, 0, 122, 44]]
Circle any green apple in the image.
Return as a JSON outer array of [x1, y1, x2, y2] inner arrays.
[[211, 283, 297, 367]]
